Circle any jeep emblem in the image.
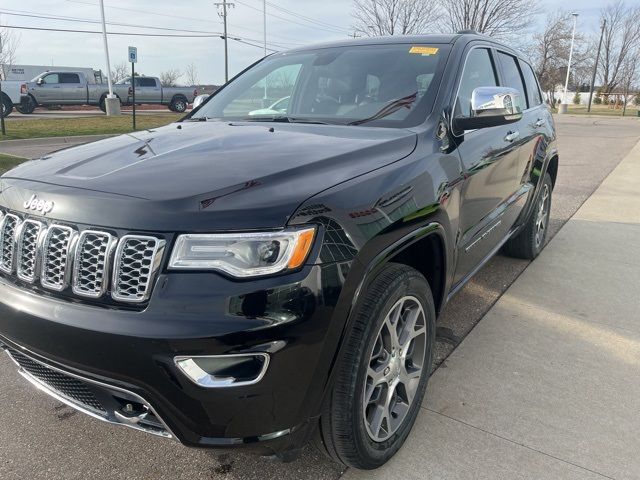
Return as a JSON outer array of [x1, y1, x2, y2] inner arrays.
[[23, 194, 54, 215]]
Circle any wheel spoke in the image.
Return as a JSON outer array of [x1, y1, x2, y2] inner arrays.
[[363, 295, 429, 442]]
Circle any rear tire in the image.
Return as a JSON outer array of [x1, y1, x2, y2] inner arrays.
[[315, 263, 436, 469], [169, 96, 188, 113], [99, 97, 107, 113], [1, 94, 13, 118], [503, 172, 553, 260]]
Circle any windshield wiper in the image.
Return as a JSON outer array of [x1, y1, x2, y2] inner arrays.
[[241, 116, 331, 125], [184, 116, 211, 122], [348, 92, 418, 126]]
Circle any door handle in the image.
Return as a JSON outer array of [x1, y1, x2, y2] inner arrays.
[[504, 131, 520, 143], [535, 119, 546, 128]]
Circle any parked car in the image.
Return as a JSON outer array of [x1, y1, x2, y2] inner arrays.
[[18, 71, 197, 114], [248, 96, 290, 115], [0, 33, 557, 469], [0, 80, 28, 118]]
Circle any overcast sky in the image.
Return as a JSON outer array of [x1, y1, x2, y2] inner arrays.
[[0, 0, 614, 85]]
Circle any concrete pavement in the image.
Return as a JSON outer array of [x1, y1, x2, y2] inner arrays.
[[345, 137, 640, 478]]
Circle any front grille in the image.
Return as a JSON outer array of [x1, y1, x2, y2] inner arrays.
[[7, 347, 107, 416], [41, 225, 75, 291], [16, 220, 44, 283], [0, 213, 20, 274], [72, 230, 114, 298], [112, 236, 165, 303], [0, 208, 165, 304]]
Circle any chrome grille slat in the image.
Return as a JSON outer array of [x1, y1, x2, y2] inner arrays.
[[0, 208, 164, 304], [41, 225, 76, 291], [112, 235, 165, 303], [16, 220, 45, 283], [72, 230, 114, 298], [0, 213, 21, 274]]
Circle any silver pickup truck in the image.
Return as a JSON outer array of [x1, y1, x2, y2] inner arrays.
[[0, 80, 28, 118], [19, 71, 197, 114]]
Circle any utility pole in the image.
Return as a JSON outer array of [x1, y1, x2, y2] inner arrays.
[[215, 0, 234, 83], [559, 12, 579, 114], [587, 18, 606, 113]]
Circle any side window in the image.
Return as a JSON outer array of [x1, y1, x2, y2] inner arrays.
[[42, 73, 59, 84], [520, 61, 543, 107], [496, 52, 526, 111], [138, 78, 157, 87], [456, 48, 498, 117], [60, 73, 80, 84]]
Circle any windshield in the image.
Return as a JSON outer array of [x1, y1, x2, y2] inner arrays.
[[191, 43, 450, 127]]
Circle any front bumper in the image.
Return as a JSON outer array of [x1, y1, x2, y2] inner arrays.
[[0, 261, 349, 456]]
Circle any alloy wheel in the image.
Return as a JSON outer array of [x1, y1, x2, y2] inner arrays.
[[363, 296, 427, 442], [534, 183, 550, 249]]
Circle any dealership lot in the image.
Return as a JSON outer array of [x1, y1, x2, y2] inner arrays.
[[1, 115, 639, 480]]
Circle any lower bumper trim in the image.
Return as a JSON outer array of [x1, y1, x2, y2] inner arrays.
[[2, 343, 176, 441]]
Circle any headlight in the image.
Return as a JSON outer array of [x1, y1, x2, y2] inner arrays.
[[168, 227, 315, 277]]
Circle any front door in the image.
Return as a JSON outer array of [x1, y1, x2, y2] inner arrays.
[[451, 46, 528, 286], [37, 73, 63, 103]]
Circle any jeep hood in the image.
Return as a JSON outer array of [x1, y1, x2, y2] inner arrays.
[[0, 121, 417, 231]]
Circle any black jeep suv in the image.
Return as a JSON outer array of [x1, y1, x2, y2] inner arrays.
[[0, 33, 557, 469]]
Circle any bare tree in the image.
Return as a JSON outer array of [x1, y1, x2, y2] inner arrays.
[[0, 27, 19, 80], [110, 61, 129, 83], [440, 0, 537, 38], [159, 69, 182, 87], [184, 62, 199, 87], [352, 0, 441, 36], [598, 1, 640, 94], [530, 12, 587, 101]]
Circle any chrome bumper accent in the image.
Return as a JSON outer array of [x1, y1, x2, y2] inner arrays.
[[2, 343, 176, 440]]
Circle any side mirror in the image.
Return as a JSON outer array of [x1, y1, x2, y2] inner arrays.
[[454, 87, 523, 131], [36, 78, 44, 86]]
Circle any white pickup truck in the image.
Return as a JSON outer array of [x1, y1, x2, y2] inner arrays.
[[19, 71, 197, 114], [0, 80, 27, 118]]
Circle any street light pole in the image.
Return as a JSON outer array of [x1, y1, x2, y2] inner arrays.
[[263, 0, 268, 106], [98, 0, 120, 115], [560, 13, 579, 112], [587, 18, 606, 113]]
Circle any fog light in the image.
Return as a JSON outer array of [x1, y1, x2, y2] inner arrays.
[[174, 354, 269, 388]]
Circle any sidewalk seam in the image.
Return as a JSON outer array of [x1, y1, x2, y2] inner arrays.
[[423, 408, 616, 480]]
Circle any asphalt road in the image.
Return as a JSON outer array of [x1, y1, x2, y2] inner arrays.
[[1, 115, 639, 480]]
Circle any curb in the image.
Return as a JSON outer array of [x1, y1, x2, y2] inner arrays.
[[0, 134, 116, 148]]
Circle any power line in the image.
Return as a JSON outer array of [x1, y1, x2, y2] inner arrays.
[[0, 24, 279, 51], [264, 1, 347, 32], [0, 9, 284, 50], [62, 0, 300, 46], [234, 0, 347, 35]]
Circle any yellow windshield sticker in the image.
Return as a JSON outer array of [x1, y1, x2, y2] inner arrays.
[[409, 46, 439, 56]]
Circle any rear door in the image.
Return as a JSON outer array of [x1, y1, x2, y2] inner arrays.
[[59, 73, 84, 103], [135, 77, 161, 103], [513, 58, 554, 222], [451, 46, 528, 286]]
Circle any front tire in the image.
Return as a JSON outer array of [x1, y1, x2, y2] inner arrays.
[[316, 263, 436, 469], [16, 95, 37, 115], [1, 94, 13, 118], [504, 172, 553, 260]]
